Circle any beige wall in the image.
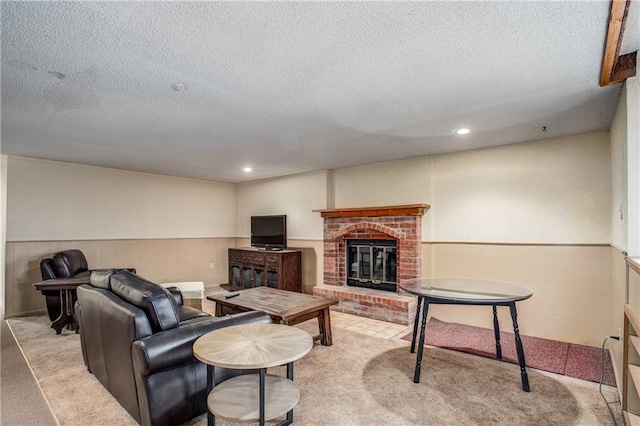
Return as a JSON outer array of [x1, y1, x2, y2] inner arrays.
[[428, 243, 611, 346], [234, 166, 325, 290], [611, 88, 628, 250], [251, 135, 612, 345], [609, 77, 640, 388], [7, 157, 236, 241], [232, 134, 614, 345], [235, 132, 612, 235], [431, 132, 611, 244], [626, 73, 640, 258], [333, 156, 433, 240], [329, 133, 610, 245], [235, 171, 328, 240], [0, 156, 6, 315], [325, 134, 613, 344], [609, 85, 630, 387], [5, 237, 235, 317], [3, 132, 623, 348], [4, 157, 239, 317]]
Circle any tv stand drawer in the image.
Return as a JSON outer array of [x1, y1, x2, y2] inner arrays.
[[242, 253, 264, 265], [265, 254, 279, 268], [229, 250, 243, 263], [231, 249, 265, 265]]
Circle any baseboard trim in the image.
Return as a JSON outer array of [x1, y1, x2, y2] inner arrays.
[[425, 241, 610, 247], [4, 309, 47, 319]]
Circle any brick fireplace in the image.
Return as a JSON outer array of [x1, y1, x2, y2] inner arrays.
[[313, 204, 429, 325]]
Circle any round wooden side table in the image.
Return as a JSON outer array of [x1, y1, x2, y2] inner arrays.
[[193, 323, 313, 426]]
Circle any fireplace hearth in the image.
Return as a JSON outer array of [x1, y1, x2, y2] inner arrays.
[[346, 239, 397, 292]]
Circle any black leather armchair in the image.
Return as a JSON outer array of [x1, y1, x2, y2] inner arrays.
[[75, 269, 272, 426], [38, 249, 91, 322], [38, 249, 135, 326]]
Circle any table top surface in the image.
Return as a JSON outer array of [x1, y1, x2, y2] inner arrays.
[[207, 287, 338, 319], [399, 277, 533, 304], [193, 323, 313, 369], [33, 275, 91, 290]]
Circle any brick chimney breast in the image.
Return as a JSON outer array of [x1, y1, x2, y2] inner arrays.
[[313, 205, 429, 324]]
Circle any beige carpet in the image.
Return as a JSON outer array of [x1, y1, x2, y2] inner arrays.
[[7, 313, 624, 426]]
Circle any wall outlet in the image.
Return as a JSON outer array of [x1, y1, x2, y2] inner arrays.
[[209, 262, 215, 270]]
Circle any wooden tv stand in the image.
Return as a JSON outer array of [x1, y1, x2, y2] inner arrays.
[[228, 247, 302, 292]]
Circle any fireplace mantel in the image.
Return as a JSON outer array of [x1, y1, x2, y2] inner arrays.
[[313, 204, 430, 219]]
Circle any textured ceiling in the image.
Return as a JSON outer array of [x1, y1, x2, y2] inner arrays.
[[1, 1, 636, 183]]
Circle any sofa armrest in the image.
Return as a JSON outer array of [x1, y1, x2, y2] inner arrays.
[[132, 311, 272, 376], [165, 287, 184, 306], [179, 305, 209, 323]]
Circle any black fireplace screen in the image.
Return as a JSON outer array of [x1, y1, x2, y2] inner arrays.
[[346, 239, 397, 292]]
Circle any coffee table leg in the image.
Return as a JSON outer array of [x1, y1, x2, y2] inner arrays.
[[318, 308, 333, 346], [410, 297, 423, 353], [285, 362, 294, 424], [413, 299, 430, 383], [493, 305, 502, 359], [509, 302, 530, 392], [259, 368, 266, 425], [207, 365, 215, 426], [287, 361, 294, 380]]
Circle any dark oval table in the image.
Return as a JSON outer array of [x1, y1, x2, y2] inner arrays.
[[400, 277, 533, 391]]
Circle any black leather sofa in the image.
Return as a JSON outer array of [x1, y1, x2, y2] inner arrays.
[[75, 269, 271, 426]]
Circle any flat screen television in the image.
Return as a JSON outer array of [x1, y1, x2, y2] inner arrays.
[[250, 215, 287, 250]]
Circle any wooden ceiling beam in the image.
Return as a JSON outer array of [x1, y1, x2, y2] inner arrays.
[[611, 51, 638, 84], [600, 0, 634, 86]]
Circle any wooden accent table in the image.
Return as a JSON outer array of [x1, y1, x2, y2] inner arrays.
[[193, 323, 313, 426], [33, 276, 89, 334], [207, 287, 338, 346]]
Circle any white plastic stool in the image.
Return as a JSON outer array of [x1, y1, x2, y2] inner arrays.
[[160, 281, 205, 310]]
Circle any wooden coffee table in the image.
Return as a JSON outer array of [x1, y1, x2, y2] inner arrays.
[[207, 287, 338, 346]]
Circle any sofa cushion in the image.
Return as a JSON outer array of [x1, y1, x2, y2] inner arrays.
[[52, 249, 88, 277], [110, 270, 180, 333], [133, 311, 272, 376], [179, 305, 210, 323], [39, 258, 57, 280], [90, 270, 116, 290]]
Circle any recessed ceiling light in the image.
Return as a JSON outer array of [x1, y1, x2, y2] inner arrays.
[[454, 128, 470, 135], [243, 167, 253, 173]]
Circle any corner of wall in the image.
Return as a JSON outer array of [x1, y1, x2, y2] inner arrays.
[[626, 68, 640, 258], [326, 169, 335, 209], [1, 155, 7, 315]]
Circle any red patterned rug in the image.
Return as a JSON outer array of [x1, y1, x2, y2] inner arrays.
[[400, 317, 616, 387]]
